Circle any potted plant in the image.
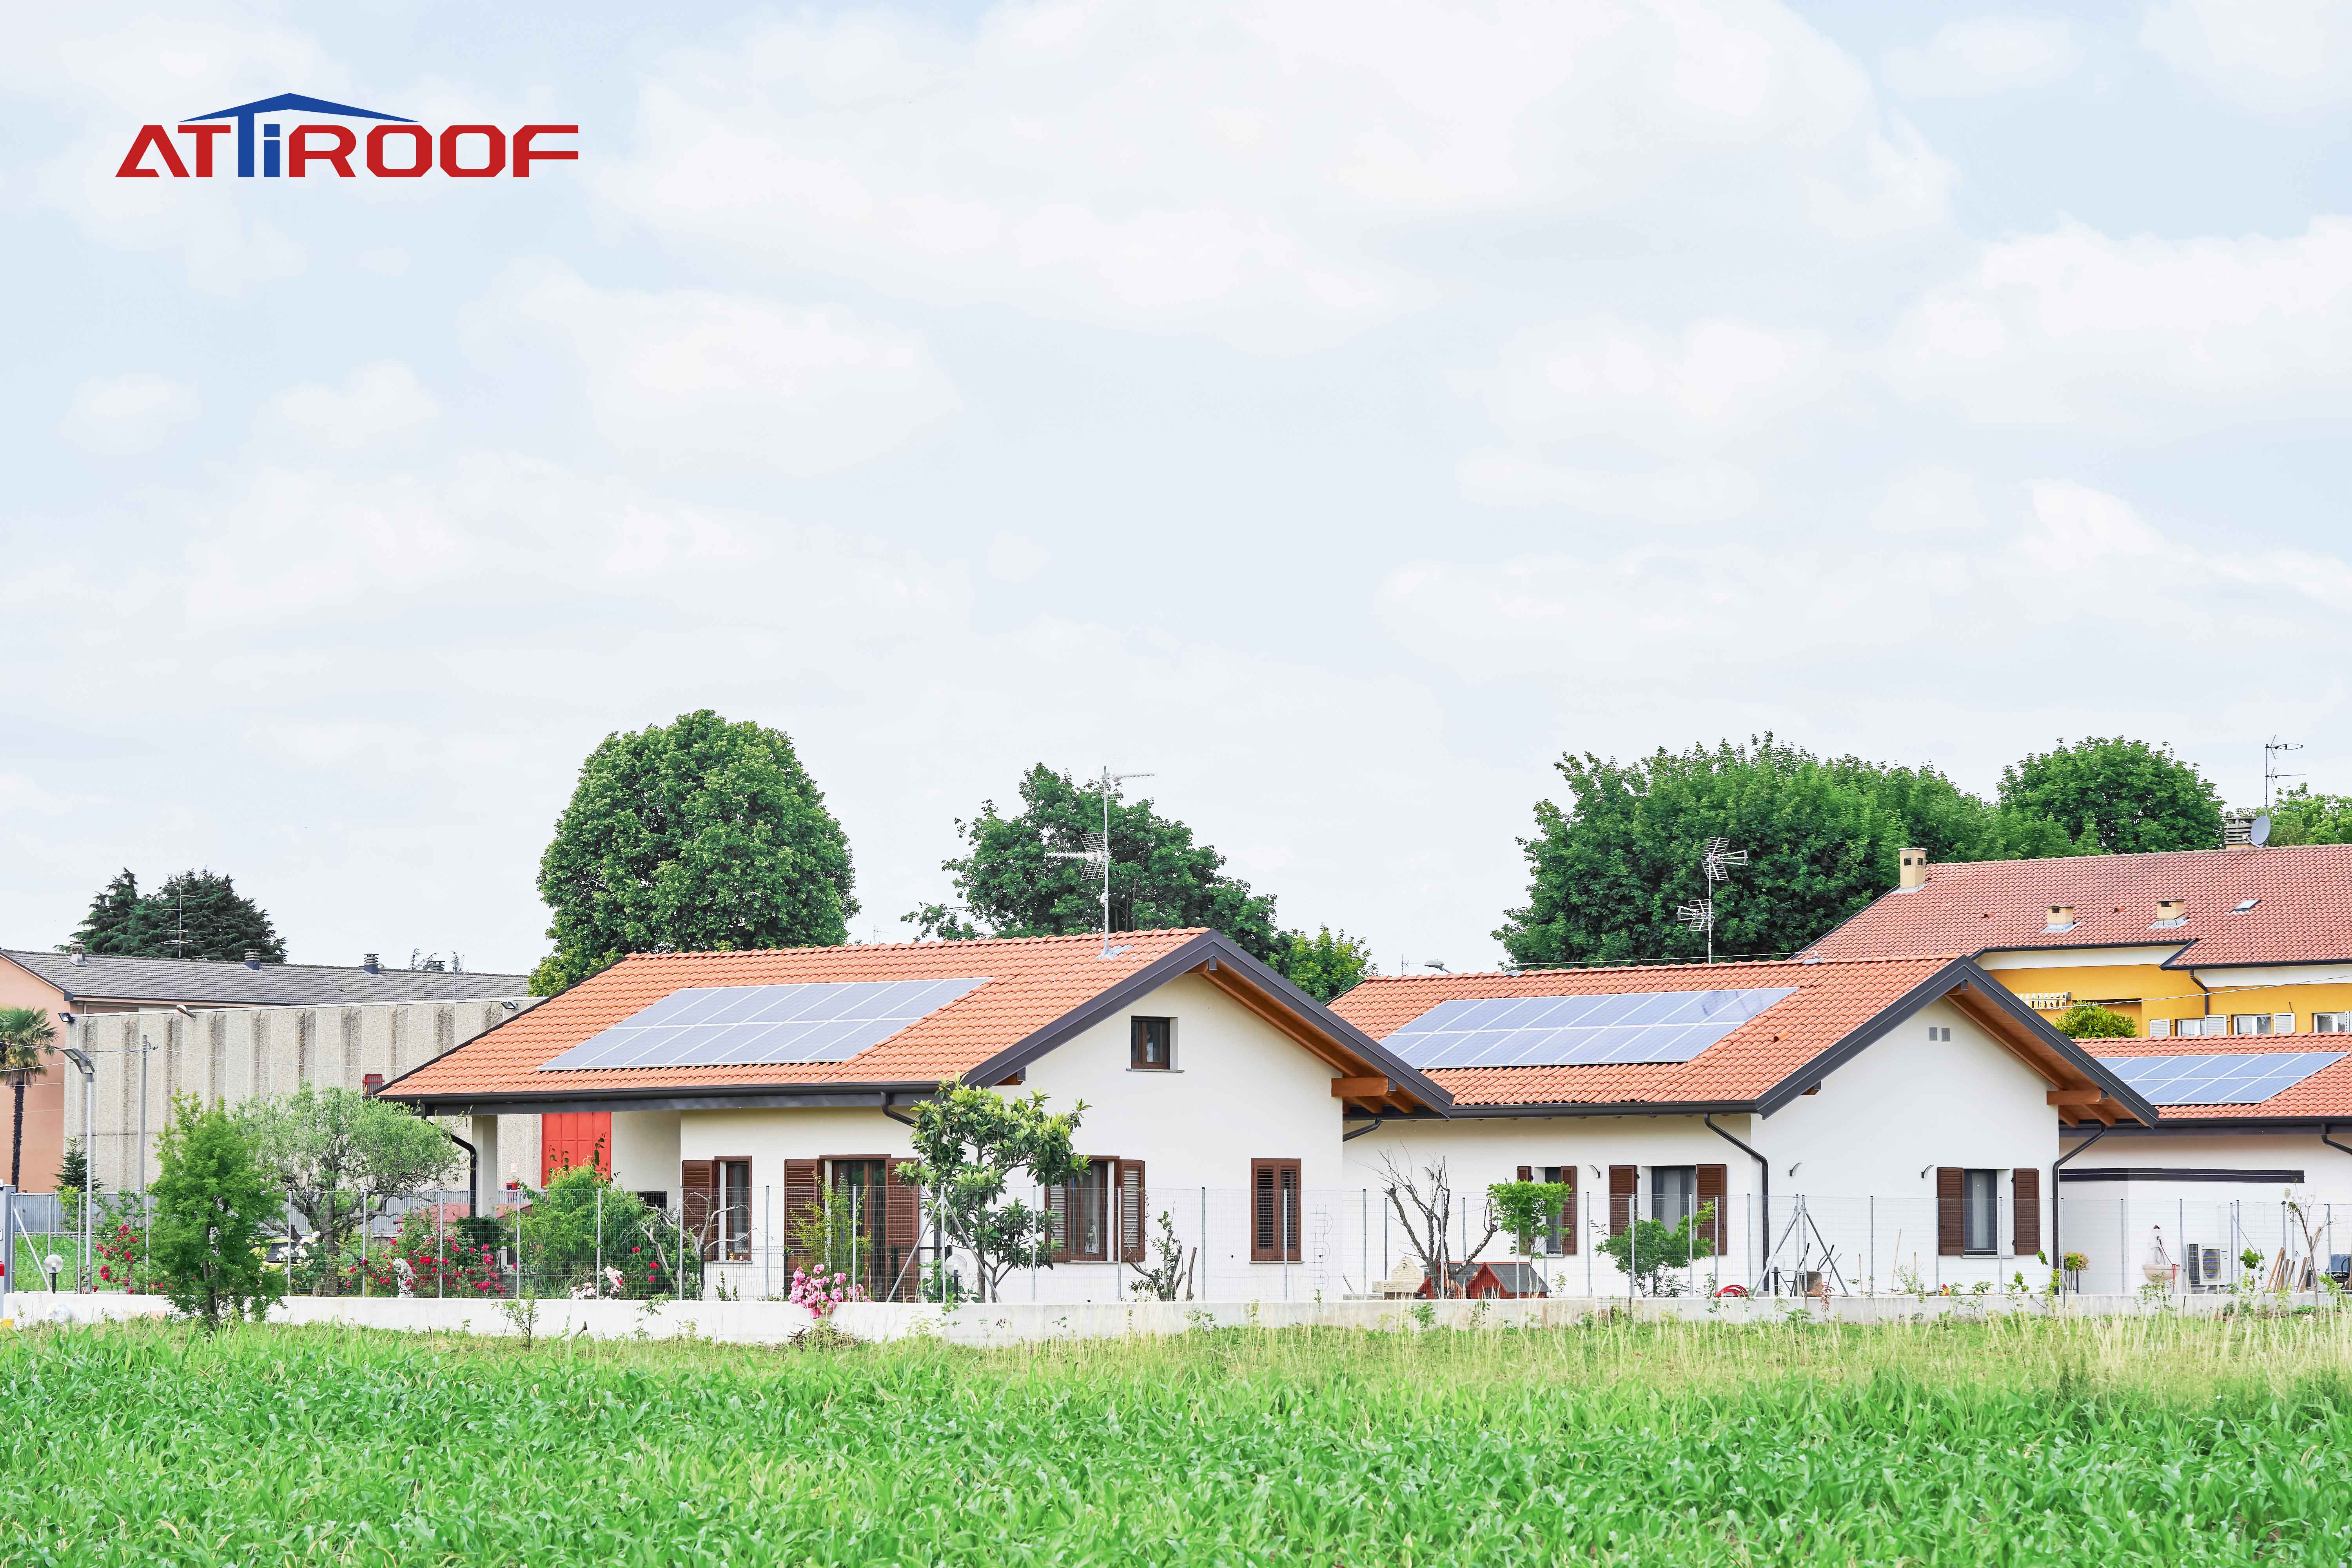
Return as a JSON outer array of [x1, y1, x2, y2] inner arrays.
[[2061, 1251, 2089, 1293]]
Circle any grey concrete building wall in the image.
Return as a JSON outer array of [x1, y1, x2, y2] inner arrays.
[[66, 997, 544, 1197]]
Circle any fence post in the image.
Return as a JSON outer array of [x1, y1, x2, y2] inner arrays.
[[437, 1196, 445, 1300], [596, 1183, 604, 1298], [1201, 1187, 1209, 1303]]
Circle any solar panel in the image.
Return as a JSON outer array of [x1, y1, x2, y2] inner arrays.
[[538, 976, 990, 1071], [2097, 1051, 2345, 1106], [1387, 987, 1795, 1070]]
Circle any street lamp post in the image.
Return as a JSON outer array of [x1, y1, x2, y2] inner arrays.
[[54, 1042, 95, 1292]]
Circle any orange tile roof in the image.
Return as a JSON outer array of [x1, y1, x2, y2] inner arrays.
[[1805, 844, 2352, 968], [2087, 1034, 2352, 1120], [1328, 955, 1963, 1109], [383, 929, 1209, 1101]]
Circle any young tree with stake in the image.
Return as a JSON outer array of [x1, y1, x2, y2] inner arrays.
[[900, 1079, 1087, 1303]]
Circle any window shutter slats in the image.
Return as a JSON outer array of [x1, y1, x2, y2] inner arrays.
[[2012, 1167, 2041, 1257], [1250, 1158, 1301, 1262], [1936, 1167, 1964, 1257], [1561, 1168, 1577, 1258], [1118, 1161, 1146, 1264], [1608, 1165, 1637, 1238], [781, 1159, 818, 1270], [681, 1160, 716, 1263], [1045, 1182, 1071, 1263], [1695, 1163, 1728, 1253], [884, 1160, 922, 1301]]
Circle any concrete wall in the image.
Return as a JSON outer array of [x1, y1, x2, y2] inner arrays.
[[69, 998, 541, 1194]]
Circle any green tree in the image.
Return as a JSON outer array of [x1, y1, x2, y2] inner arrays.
[[910, 764, 1281, 959], [534, 710, 857, 991], [148, 1093, 284, 1328], [2263, 786, 2352, 847], [900, 1079, 1087, 1303], [1997, 737, 2222, 854], [240, 1085, 459, 1284], [1596, 1203, 1717, 1296], [1497, 737, 2071, 968], [0, 1006, 56, 1190], [64, 869, 285, 963], [2054, 1004, 2137, 1039], [1269, 926, 1378, 1003]]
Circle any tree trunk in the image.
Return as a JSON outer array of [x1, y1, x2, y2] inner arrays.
[[10, 1072, 24, 1190]]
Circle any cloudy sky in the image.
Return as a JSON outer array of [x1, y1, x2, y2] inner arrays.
[[5, 1, 2351, 977]]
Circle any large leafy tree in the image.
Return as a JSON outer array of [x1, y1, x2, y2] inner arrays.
[[64, 869, 285, 963], [2264, 786, 2352, 847], [1497, 737, 2073, 968], [1996, 737, 2222, 854], [533, 710, 858, 993], [149, 1094, 285, 1328], [911, 765, 1283, 960], [1269, 926, 1377, 1003], [240, 1085, 459, 1282]]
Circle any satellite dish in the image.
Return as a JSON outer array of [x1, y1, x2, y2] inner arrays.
[[2252, 813, 2272, 847]]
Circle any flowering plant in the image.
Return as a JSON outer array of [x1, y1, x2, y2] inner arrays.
[[94, 1218, 158, 1293], [787, 1268, 867, 1316], [347, 1209, 505, 1297]]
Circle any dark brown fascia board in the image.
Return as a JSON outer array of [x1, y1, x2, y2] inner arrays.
[[2063, 1117, 2352, 1136], [959, 931, 1457, 1111], [1748, 956, 2160, 1125], [1422, 1098, 1763, 1120], [2059, 1167, 2306, 1183], [394, 1089, 930, 1116]]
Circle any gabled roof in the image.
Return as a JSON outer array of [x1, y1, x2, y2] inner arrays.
[[0, 949, 535, 1008], [380, 929, 1448, 1115], [1803, 844, 2352, 969], [1329, 954, 2156, 1124], [2087, 1034, 2352, 1123]]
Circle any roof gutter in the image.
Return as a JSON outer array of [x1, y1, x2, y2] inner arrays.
[[2323, 1123, 2352, 1166], [1704, 1114, 1766, 1292]]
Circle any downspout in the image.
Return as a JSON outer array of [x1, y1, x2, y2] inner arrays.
[[444, 1127, 480, 1219], [1704, 1114, 1767, 1291], [2051, 1124, 2110, 1283], [2322, 1122, 2352, 1165], [1342, 1116, 1386, 1142]]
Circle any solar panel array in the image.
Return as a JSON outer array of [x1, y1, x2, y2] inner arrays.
[[2096, 1050, 2345, 1106], [1387, 987, 1796, 1070], [537, 977, 990, 1071]]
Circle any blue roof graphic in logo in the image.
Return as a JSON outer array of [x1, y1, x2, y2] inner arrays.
[[184, 93, 416, 179]]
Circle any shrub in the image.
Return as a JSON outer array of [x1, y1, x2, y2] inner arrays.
[[147, 1093, 284, 1328], [2054, 1004, 2136, 1039]]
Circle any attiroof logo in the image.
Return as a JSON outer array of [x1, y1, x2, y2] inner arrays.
[[116, 93, 577, 179]]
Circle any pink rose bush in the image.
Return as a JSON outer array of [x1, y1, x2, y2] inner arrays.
[[787, 1268, 867, 1316]]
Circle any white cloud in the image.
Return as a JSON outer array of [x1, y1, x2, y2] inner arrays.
[[1886, 218, 2352, 428], [2143, 0, 2352, 113], [1458, 451, 1762, 524], [986, 531, 1051, 583], [495, 263, 960, 475], [60, 373, 199, 454], [1869, 466, 1987, 534], [599, 0, 1949, 341], [261, 362, 440, 452], [1885, 16, 2080, 98]]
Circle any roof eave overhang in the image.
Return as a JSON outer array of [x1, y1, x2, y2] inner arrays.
[[1421, 1098, 1764, 1119], [382, 1082, 946, 1115], [2063, 1116, 2352, 1135]]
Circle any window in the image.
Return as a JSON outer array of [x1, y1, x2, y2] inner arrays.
[[1651, 1165, 1697, 1226], [2318, 1013, 2352, 1034], [718, 1158, 753, 1261], [1531, 1165, 1574, 1256], [1962, 1169, 1998, 1255], [1925, 1025, 1951, 1041], [2147, 1018, 2172, 1038], [2177, 1015, 2226, 1037], [1250, 1158, 1302, 1262], [1131, 1016, 1174, 1070], [2231, 1014, 2294, 1036], [1048, 1163, 1111, 1261], [2232, 898, 2260, 913]]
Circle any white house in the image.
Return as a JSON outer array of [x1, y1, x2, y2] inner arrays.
[[383, 931, 2155, 1301]]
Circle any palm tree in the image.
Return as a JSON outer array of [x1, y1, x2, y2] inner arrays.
[[0, 1007, 57, 1191]]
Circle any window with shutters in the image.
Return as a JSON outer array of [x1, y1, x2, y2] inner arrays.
[[1517, 1165, 1576, 1256], [1250, 1158, 1302, 1262], [1650, 1166, 1697, 1226], [1961, 1168, 1997, 1255], [1047, 1160, 1113, 1262], [716, 1158, 753, 1261], [1131, 1016, 1174, 1070]]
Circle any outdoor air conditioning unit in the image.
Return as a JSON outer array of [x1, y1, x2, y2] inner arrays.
[[2188, 1245, 2223, 1288]]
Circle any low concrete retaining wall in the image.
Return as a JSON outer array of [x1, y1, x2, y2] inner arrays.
[[1, 1290, 2327, 1345]]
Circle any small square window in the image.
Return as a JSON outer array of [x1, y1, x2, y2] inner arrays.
[[2232, 1013, 2273, 1036], [1131, 1016, 1174, 1070], [1925, 1025, 1951, 1041], [2316, 1013, 2351, 1034], [2147, 1018, 2172, 1038]]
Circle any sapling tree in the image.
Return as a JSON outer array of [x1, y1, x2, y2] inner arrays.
[[900, 1079, 1087, 1303], [1381, 1154, 1496, 1298], [1487, 1179, 1571, 1260], [1597, 1203, 1717, 1296], [148, 1093, 284, 1328], [1126, 1210, 1193, 1302]]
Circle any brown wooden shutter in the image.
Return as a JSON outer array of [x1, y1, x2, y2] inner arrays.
[[780, 1158, 819, 1269], [1560, 1168, 1577, 1257], [1609, 1165, 1637, 1237], [1045, 1182, 1071, 1262], [884, 1160, 922, 1300], [1117, 1160, 1147, 1264], [680, 1159, 716, 1262], [1936, 1166, 1964, 1256], [1695, 1164, 1728, 1253], [1251, 1159, 1301, 1262], [2012, 1167, 2041, 1257]]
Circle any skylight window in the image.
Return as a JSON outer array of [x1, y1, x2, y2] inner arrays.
[[2232, 898, 2260, 913]]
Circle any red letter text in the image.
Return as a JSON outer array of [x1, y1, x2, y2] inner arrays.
[[288, 124, 358, 178], [176, 124, 230, 178], [115, 125, 189, 179], [512, 124, 579, 176], [366, 125, 433, 178], [438, 125, 506, 178]]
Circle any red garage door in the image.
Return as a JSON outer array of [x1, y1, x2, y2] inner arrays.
[[541, 1112, 612, 1184]]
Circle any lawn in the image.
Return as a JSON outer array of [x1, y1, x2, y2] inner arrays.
[[4, 1310, 2351, 1565]]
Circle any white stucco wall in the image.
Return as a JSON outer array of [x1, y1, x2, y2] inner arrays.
[[608, 1109, 681, 1200]]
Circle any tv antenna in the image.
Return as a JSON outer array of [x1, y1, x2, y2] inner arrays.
[[2265, 736, 2303, 813], [1399, 957, 1449, 973], [1677, 837, 1747, 964], [1046, 766, 1152, 947]]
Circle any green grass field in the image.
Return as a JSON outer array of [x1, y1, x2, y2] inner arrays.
[[5, 1311, 2352, 1565]]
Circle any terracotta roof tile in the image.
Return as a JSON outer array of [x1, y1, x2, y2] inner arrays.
[[384, 930, 1206, 1099], [1805, 844, 2352, 968], [1328, 955, 1958, 1108], [2087, 1034, 2352, 1120]]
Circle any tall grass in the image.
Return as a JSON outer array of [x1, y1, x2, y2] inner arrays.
[[4, 1313, 2351, 1564]]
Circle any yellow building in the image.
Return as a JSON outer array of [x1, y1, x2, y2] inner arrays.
[[1805, 843, 2352, 1040]]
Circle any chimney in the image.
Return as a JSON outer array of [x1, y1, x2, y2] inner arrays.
[[1898, 848, 1929, 891], [362, 1073, 385, 1098], [243, 950, 261, 970], [2154, 898, 2188, 926], [69, 942, 87, 967], [2045, 905, 2076, 932], [361, 952, 380, 975]]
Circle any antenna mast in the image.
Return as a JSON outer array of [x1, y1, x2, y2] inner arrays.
[[2265, 736, 2303, 813], [1677, 837, 1747, 964], [1046, 765, 1153, 946]]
